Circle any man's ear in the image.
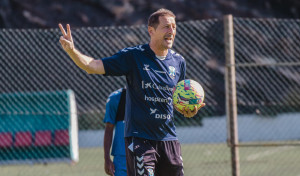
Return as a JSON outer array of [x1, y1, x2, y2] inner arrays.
[[148, 26, 155, 36]]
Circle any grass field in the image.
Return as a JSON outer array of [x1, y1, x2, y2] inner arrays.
[[1, 143, 300, 176]]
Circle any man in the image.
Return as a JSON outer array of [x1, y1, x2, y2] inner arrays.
[[103, 88, 127, 176], [59, 8, 205, 176]]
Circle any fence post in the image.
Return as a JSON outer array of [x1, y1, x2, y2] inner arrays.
[[224, 14, 240, 176]]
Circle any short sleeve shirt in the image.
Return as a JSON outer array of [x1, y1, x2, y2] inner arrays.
[[103, 88, 126, 156], [102, 44, 186, 141]]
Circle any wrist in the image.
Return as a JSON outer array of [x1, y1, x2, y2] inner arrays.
[[66, 46, 75, 55], [104, 155, 111, 160]]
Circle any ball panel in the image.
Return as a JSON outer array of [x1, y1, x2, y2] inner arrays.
[[172, 79, 205, 113]]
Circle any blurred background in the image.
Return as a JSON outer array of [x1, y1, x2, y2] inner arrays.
[[2, 0, 300, 29], [1, 1, 300, 176]]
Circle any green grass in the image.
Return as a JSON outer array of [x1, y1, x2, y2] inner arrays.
[[1, 143, 300, 176]]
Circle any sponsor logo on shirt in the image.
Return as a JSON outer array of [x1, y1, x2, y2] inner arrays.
[[142, 81, 173, 91], [145, 95, 172, 105], [155, 114, 171, 119], [150, 108, 158, 114], [149, 108, 171, 119]]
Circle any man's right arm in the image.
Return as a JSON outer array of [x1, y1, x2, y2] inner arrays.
[[59, 24, 105, 75], [65, 48, 105, 74]]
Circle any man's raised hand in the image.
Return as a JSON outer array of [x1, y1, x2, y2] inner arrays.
[[59, 24, 74, 52]]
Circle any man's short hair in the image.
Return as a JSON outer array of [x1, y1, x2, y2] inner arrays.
[[148, 8, 176, 29]]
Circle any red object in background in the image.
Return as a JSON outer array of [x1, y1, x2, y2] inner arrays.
[[34, 130, 52, 147], [15, 131, 32, 147], [0, 132, 13, 148], [54, 130, 69, 146]]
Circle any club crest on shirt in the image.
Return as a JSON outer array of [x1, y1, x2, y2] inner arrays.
[[168, 66, 176, 79]]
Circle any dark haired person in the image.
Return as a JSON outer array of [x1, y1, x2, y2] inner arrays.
[[59, 8, 205, 176]]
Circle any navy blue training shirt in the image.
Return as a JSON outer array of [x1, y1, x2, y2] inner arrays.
[[102, 44, 186, 141]]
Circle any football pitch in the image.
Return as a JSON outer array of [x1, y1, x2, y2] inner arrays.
[[1, 143, 300, 176]]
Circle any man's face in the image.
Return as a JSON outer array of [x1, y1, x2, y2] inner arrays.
[[149, 15, 176, 50]]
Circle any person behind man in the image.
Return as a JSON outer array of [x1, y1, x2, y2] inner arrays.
[[103, 88, 127, 176], [59, 8, 205, 176]]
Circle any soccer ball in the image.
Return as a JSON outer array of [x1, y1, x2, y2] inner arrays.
[[172, 79, 205, 113]]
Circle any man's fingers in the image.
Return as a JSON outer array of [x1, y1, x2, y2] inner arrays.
[[105, 167, 112, 175], [185, 106, 193, 113], [67, 24, 72, 40], [59, 37, 66, 46], [59, 36, 74, 51], [174, 105, 201, 118], [183, 107, 190, 117], [110, 165, 115, 176], [183, 106, 198, 118], [60, 36, 70, 43], [201, 103, 206, 107], [197, 103, 206, 110], [105, 169, 109, 175], [188, 107, 194, 117], [59, 37, 71, 46], [104, 166, 109, 175], [59, 36, 65, 43], [58, 23, 67, 37]]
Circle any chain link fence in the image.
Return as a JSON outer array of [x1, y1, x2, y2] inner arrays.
[[0, 17, 299, 176], [232, 18, 300, 176], [0, 20, 227, 176]]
